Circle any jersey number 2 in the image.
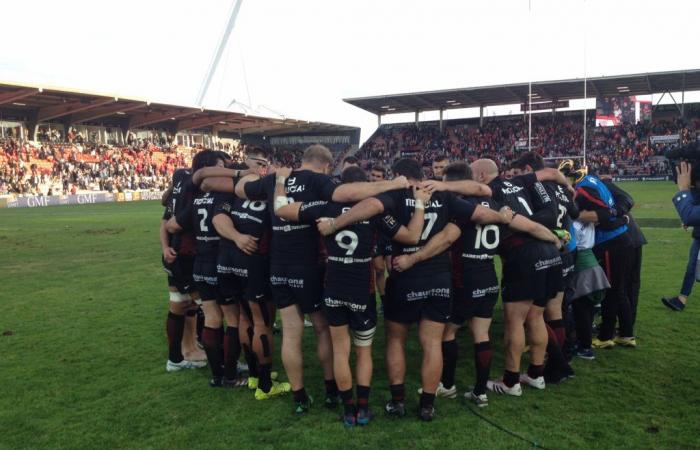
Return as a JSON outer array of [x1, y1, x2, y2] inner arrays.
[[556, 204, 567, 228], [198, 208, 208, 232]]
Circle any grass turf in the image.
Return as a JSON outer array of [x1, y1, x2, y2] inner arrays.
[[1, 181, 699, 449]]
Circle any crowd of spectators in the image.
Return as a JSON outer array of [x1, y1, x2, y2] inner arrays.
[[358, 113, 700, 178], [0, 139, 190, 196], [0, 136, 350, 196], [5, 112, 692, 196]]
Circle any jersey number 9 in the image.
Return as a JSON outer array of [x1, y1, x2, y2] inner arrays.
[[335, 230, 359, 256]]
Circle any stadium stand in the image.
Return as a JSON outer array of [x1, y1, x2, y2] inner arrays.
[[0, 138, 355, 195], [357, 111, 699, 179], [0, 82, 359, 196]]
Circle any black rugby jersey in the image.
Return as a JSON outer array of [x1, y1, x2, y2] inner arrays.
[[542, 181, 578, 230], [298, 200, 401, 293], [489, 174, 539, 252], [453, 196, 502, 268], [243, 170, 337, 264], [190, 191, 227, 260], [165, 168, 197, 256], [376, 189, 476, 276], [214, 196, 271, 256]]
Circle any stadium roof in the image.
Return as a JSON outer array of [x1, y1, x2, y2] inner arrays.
[[344, 68, 700, 115], [0, 81, 357, 137]]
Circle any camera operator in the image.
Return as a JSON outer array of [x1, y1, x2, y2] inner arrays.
[[663, 161, 700, 311]]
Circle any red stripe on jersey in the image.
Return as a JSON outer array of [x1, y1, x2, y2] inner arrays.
[[259, 229, 271, 255], [318, 235, 328, 264], [576, 187, 608, 209]]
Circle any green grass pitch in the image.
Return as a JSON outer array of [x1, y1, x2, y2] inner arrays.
[[1, 181, 699, 449]]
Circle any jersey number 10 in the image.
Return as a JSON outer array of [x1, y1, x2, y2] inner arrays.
[[474, 224, 499, 250]]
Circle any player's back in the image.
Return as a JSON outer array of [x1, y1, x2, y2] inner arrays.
[[489, 176, 535, 217], [489, 176, 539, 254], [246, 169, 337, 264], [454, 196, 502, 267], [192, 191, 221, 259], [168, 169, 197, 256], [221, 197, 271, 256], [299, 200, 384, 289], [378, 189, 466, 276]]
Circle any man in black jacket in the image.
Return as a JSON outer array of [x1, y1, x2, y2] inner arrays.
[[600, 176, 647, 324]]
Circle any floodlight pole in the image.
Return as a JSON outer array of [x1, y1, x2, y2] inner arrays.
[[681, 71, 686, 118], [528, 82, 532, 152], [527, 0, 532, 152], [196, 0, 244, 107], [582, 0, 587, 167]]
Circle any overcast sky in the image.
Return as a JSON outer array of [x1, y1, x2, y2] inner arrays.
[[1, 0, 699, 143]]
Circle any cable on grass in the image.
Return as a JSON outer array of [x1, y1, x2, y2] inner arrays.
[[464, 400, 551, 449]]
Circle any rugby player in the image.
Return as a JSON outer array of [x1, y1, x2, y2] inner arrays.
[[167, 150, 252, 387], [231, 144, 409, 414], [369, 165, 392, 310], [275, 165, 428, 426], [319, 158, 511, 421], [431, 156, 449, 180], [192, 148, 273, 387], [162, 152, 224, 372], [341, 156, 360, 171], [415, 162, 561, 406], [434, 158, 565, 396], [513, 152, 578, 383], [200, 148, 291, 398]]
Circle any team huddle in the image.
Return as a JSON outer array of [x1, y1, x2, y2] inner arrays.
[[159, 144, 641, 426]]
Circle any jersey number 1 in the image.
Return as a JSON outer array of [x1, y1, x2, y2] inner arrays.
[[517, 196, 534, 216]]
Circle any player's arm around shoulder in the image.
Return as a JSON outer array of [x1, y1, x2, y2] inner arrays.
[[535, 168, 573, 193], [420, 179, 492, 197], [318, 196, 385, 236], [509, 213, 561, 248], [234, 173, 266, 200], [332, 176, 409, 203], [470, 203, 513, 225]]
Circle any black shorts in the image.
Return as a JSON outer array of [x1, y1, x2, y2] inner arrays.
[[218, 254, 270, 302], [385, 272, 452, 324], [501, 242, 563, 307], [194, 258, 233, 305], [451, 265, 499, 324], [323, 292, 377, 331], [163, 255, 195, 294], [561, 250, 576, 284], [270, 263, 323, 313]]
